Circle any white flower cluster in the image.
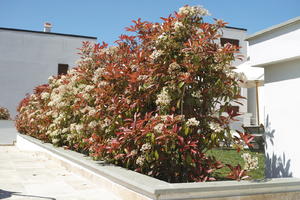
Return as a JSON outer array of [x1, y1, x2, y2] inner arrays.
[[150, 50, 164, 60], [209, 122, 223, 132], [98, 81, 109, 87], [137, 75, 148, 81], [192, 90, 202, 99], [136, 155, 146, 166], [52, 138, 60, 144], [102, 46, 119, 55], [155, 87, 171, 107], [241, 153, 259, 171], [88, 121, 98, 128], [75, 124, 84, 133], [220, 64, 246, 83], [160, 115, 173, 122], [41, 92, 50, 100], [140, 143, 152, 152], [47, 73, 87, 109], [68, 123, 84, 136], [75, 57, 93, 67], [100, 118, 111, 129], [157, 33, 168, 42], [186, 117, 200, 127], [130, 64, 138, 71], [178, 5, 210, 17], [154, 123, 164, 133], [62, 127, 69, 133], [130, 150, 138, 156], [45, 65, 102, 143], [156, 114, 184, 123], [92, 67, 105, 83], [174, 21, 184, 31]]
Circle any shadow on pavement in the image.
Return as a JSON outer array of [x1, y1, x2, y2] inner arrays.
[[0, 189, 56, 199]]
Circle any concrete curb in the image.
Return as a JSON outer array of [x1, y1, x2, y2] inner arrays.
[[16, 133, 300, 200]]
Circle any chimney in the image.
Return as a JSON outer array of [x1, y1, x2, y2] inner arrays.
[[44, 22, 52, 32]]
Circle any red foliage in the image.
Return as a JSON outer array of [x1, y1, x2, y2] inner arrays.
[[16, 6, 249, 182]]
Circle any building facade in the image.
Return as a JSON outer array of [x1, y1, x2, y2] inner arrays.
[[247, 16, 300, 178], [221, 26, 252, 130], [0, 26, 97, 117]]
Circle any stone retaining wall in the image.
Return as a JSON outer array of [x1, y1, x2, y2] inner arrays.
[[16, 133, 300, 200]]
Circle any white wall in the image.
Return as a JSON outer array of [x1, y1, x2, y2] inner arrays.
[[247, 18, 300, 178], [248, 22, 300, 67], [221, 27, 248, 66], [264, 58, 300, 178], [222, 27, 250, 129], [247, 85, 264, 125], [218, 27, 249, 130], [0, 29, 96, 117]]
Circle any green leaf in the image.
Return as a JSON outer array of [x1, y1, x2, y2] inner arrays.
[[185, 127, 190, 135], [126, 159, 130, 168], [211, 133, 216, 140], [179, 82, 185, 89], [154, 150, 159, 160], [176, 100, 181, 109], [151, 133, 155, 143], [186, 153, 192, 164], [171, 141, 176, 149]]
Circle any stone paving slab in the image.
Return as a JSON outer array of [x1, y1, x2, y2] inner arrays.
[[0, 146, 119, 200]]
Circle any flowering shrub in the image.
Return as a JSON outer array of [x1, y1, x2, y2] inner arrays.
[[16, 5, 254, 182], [242, 153, 259, 171], [0, 106, 10, 120], [16, 84, 52, 140]]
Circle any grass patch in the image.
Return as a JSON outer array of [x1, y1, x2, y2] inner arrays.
[[207, 148, 265, 180]]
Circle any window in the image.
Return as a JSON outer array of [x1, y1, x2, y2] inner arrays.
[[227, 106, 240, 116], [231, 106, 240, 115], [220, 38, 239, 47], [58, 64, 69, 75]]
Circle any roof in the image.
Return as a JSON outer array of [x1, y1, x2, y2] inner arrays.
[[225, 26, 247, 31], [0, 27, 97, 40], [246, 16, 300, 41], [234, 61, 264, 87], [0, 26, 245, 40]]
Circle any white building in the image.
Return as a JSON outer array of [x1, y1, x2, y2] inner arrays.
[[221, 27, 265, 129], [0, 24, 248, 120], [0, 24, 97, 117], [221, 26, 248, 67], [247, 16, 300, 178], [221, 26, 256, 130]]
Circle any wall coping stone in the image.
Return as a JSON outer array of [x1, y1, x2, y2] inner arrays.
[[17, 133, 300, 200]]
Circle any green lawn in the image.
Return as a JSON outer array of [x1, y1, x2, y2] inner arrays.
[[207, 148, 265, 180]]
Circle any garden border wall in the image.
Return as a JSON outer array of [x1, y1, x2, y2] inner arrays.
[[16, 133, 300, 200]]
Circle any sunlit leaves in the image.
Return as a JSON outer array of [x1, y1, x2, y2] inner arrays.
[[16, 5, 248, 183]]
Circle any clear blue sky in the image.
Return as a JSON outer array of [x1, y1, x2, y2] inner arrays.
[[0, 0, 299, 44]]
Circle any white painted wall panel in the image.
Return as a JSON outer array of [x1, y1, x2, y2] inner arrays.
[[0, 29, 96, 117], [222, 28, 248, 66], [264, 58, 300, 178], [248, 22, 300, 66], [216, 27, 250, 131]]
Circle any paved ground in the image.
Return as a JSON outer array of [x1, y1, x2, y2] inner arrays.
[[0, 146, 119, 200], [0, 121, 16, 145]]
